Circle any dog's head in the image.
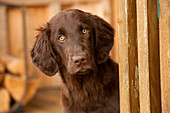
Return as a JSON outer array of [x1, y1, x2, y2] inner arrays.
[[31, 9, 114, 76]]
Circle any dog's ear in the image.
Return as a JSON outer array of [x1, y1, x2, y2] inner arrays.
[[31, 23, 59, 76], [91, 15, 114, 64]]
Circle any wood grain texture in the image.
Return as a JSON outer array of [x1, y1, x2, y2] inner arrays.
[[127, 0, 140, 112], [0, 5, 7, 55], [148, 0, 161, 112], [118, 0, 140, 113], [48, 2, 61, 19], [159, 0, 170, 113], [136, 0, 151, 112], [117, 0, 130, 112], [0, 0, 100, 6], [61, 0, 111, 23], [7, 8, 24, 58], [110, 0, 118, 63]]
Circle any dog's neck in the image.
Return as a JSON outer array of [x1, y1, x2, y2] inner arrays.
[[59, 65, 99, 90]]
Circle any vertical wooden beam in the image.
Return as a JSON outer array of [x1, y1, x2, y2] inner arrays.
[[96, 0, 112, 24], [7, 8, 24, 58], [136, 0, 151, 113], [148, 0, 161, 112], [159, 0, 170, 113], [111, 0, 118, 63], [127, 0, 140, 112], [118, 0, 140, 112], [117, 0, 130, 112], [48, 2, 61, 19], [0, 5, 7, 55]]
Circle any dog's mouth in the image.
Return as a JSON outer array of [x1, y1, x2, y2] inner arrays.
[[68, 65, 93, 76], [77, 69, 91, 75], [67, 61, 95, 76]]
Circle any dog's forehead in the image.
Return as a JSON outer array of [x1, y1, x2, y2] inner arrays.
[[49, 9, 91, 26]]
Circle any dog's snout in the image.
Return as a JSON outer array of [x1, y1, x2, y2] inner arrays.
[[72, 55, 87, 66]]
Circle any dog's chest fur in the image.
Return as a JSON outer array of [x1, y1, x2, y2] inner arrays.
[[59, 58, 119, 113]]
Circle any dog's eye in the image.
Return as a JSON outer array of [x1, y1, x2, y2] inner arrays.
[[82, 29, 88, 34], [58, 35, 65, 42]]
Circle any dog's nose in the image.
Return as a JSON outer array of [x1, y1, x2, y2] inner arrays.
[[72, 55, 87, 66]]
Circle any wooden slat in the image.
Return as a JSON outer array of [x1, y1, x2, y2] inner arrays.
[[148, 0, 161, 112], [127, 0, 140, 112], [61, 0, 111, 23], [110, 0, 118, 63], [96, 0, 112, 24], [0, 0, 100, 6], [48, 2, 61, 19], [159, 0, 170, 113], [0, 5, 7, 55], [118, 0, 140, 113], [117, 0, 130, 112], [136, 0, 150, 113], [7, 8, 24, 58]]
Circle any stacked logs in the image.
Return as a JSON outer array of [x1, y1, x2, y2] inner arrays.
[[0, 55, 39, 112]]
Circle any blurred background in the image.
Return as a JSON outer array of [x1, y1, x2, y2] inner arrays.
[[0, 0, 117, 112]]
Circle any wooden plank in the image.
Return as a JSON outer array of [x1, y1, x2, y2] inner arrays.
[[61, 0, 112, 23], [7, 7, 24, 58], [96, 0, 112, 24], [148, 0, 161, 112], [48, 2, 61, 19], [111, 0, 118, 63], [117, 0, 130, 112], [127, 0, 140, 113], [0, 0, 100, 6], [118, 0, 140, 112], [62, 1, 102, 20], [136, 0, 151, 112], [159, 0, 170, 113], [0, 5, 7, 55]]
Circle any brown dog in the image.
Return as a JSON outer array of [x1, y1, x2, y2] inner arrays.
[[31, 9, 119, 113]]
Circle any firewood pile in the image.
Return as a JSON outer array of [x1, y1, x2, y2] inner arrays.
[[0, 55, 39, 112]]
